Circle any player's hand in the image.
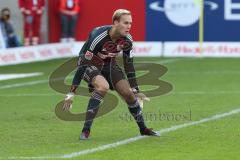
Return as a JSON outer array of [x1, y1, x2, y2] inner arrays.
[[136, 93, 150, 109], [131, 88, 150, 109], [136, 92, 150, 101], [63, 92, 75, 111]]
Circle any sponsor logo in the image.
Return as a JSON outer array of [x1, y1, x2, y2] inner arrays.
[[149, 0, 218, 26]]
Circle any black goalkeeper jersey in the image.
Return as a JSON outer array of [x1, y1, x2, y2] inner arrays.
[[72, 25, 139, 91], [79, 25, 133, 62]]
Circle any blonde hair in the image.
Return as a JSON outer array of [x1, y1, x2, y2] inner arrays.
[[112, 9, 131, 23]]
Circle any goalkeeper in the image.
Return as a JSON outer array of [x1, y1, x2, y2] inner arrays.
[[63, 9, 157, 139]]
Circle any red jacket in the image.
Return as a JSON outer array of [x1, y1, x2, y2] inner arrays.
[[19, 0, 45, 12], [59, 0, 80, 14]]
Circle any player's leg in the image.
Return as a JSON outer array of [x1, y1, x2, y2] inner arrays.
[[112, 66, 158, 136], [59, 13, 68, 42], [81, 66, 109, 139], [68, 15, 78, 41], [23, 15, 32, 46], [32, 14, 41, 45], [114, 80, 145, 128]]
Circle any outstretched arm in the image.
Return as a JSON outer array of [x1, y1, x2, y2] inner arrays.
[[123, 51, 150, 109], [69, 65, 86, 93], [63, 65, 86, 111]]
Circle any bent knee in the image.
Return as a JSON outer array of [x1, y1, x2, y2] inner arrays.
[[92, 76, 109, 94], [95, 83, 109, 95], [97, 84, 109, 94]]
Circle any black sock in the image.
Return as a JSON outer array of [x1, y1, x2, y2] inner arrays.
[[82, 91, 103, 132], [128, 100, 146, 131]]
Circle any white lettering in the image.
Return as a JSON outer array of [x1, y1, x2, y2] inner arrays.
[[225, 0, 240, 20]]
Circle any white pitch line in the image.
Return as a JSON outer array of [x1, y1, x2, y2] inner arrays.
[[5, 108, 240, 160], [0, 77, 68, 90], [0, 79, 48, 89], [0, 72, 44, 81]]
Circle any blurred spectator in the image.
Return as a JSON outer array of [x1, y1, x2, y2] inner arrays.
[[19, 0, 45, 46], [59, 0, 80, 42], [0, 20, 6, 49], [0, 8, 20, 48]]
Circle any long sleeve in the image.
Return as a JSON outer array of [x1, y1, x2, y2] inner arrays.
[[123, 51, 139, 92], [69, 65, 86, 93]]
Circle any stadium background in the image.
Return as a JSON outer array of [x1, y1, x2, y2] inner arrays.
[[1, 0, 240, 43], [1, 0, 240, 64]]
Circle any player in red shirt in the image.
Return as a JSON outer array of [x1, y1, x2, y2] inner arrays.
[[19, 0, 45, 46]]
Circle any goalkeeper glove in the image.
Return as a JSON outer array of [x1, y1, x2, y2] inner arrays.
[[136, 92, 150, 109], [131, 88, 150, 109], [62, 92, 75, 111]]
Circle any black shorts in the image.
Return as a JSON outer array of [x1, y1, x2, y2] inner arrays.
[[83, 64, 126, 90]]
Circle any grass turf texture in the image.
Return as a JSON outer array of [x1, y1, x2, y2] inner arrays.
[[0, 57, 239, 159]]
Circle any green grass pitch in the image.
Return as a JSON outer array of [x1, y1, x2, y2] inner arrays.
[[0, 57, 239, 160]]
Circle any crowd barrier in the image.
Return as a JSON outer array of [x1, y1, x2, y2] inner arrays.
[[1, 41, 240, 66]]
